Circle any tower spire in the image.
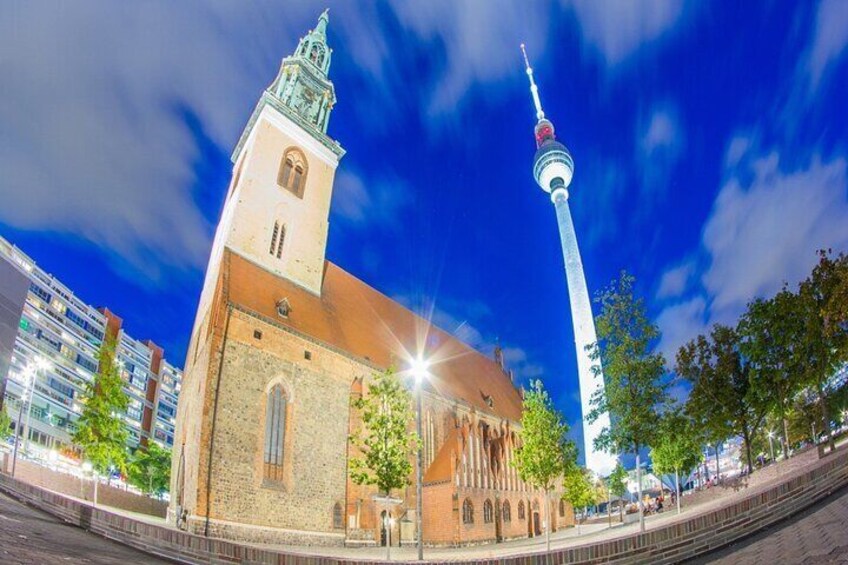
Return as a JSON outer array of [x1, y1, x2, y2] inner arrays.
[[520, 43, 545, 122]]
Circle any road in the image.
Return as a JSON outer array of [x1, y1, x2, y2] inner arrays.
[[0, 490, 171, 564], [697, 485, 848, 564]]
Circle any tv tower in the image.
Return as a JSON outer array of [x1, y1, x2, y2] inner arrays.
[[521, 44, 615, 476]]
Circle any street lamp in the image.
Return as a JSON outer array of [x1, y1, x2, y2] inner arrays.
[[11, 357, 48, 477], [410, 356, 429, 562], [767, 431, 776, 464]]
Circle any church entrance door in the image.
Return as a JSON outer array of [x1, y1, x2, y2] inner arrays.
[[533, 512, 541, 537], [494, 497, 502, 542]]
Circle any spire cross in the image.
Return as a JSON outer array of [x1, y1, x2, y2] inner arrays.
[[520, 43, 545, 122]]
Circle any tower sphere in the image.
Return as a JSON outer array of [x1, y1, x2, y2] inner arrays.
[[532, 119, 574, 196]]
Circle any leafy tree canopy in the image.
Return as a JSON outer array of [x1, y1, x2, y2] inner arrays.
[[512, 380, 576, 492], [588, 271, 669, 455], [128, 442, 171, 497], [72, 335, 130, 475], [349, 368, 419, 496], [650, 409, 702, 478]]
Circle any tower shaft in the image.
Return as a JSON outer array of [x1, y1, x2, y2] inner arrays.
[[552, 192, 616, 474]]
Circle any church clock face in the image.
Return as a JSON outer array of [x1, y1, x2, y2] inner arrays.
[[296, 88, 316, 118]]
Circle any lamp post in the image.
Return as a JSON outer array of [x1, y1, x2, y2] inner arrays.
[[411, 357, 429, 562], [767, 431, 776, 464], [11, 357, 48, 477]]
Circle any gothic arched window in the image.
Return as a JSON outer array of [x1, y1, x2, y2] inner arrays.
[[518, 500, 525, 520], [502, 501, 511, 523], [278, 148, 308, 198], [483, 499, 494, 524], [263, 384, 288, 482], [333, 502, 344, 529], [559, 499, 566, 517], [462, 499, 474, 524]]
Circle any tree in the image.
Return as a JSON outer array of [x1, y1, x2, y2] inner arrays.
[[677, 324, 767, 474], [512, 379, 576, 552], [650, 410, 702, 515], [349, 367, 419, 499], [562, 466, 597, 535], [127, 442, 171, 497], [0, 408, 12, 440], [738, 290, 805, 459], [607, 462, 629, 523], [797, 250, 848, 452], [72, 335, 129, 476], [588, 271, 669, 532]]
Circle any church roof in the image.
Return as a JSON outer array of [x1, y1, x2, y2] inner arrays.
[[224, 250, 524, 422]]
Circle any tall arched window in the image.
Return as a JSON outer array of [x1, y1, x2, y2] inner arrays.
[[462, 498, 474, 524], [503, 501, 511, 523], [483, 499, 494, 524], [263, 384, 287, 482], [278, 148, 308, 198], [518, 500, 525, 520], [559, 499, 566, 517], [333, 502, 344, 529]]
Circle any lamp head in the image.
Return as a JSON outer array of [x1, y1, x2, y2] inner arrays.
[[411, 357, 429, 384]]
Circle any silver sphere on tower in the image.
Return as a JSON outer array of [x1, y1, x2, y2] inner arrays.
[[532, 118, 574, 200]]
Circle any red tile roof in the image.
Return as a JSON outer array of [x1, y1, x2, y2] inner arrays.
[[225, 250, 524, 421]]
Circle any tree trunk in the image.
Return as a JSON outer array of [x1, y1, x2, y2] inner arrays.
[[818, 380, 835, 452], [714, 443, 721, 482], [544, 490, 551, 552], [619, 496, 624, 523], [782, 411, 791, 458], [636, 450, 644, 532], [675, 469, 681, 515], [742, 425, 754, 474]]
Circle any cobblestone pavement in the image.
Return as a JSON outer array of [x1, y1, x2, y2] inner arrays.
[[0, 491, 171, 564], [696, 485, 848, 564]]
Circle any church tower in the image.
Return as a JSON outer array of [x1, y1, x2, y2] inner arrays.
[[206, 8, 344, 302]]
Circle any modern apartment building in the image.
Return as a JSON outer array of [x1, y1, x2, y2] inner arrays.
[[0, 236, 182, 452]]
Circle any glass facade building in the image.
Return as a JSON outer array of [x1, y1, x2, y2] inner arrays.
[[0, 236, 183, 452]]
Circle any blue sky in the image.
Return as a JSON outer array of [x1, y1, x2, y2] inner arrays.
[[2, 1, 847, 459]]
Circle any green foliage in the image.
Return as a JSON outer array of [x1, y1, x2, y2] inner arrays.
[[562, 466, 598, 513], [349, 368, 419, 496], [588, 271, 669, 456], [649, 410, 703, 478], [607, 462, 629, 499], [677, 324, 766, 472], [738, 290, 804, 456], [0, 407, 12, 439], [72, 336, 130, 475], [512, 380, 576, 493], [127, 442, 171, 497]]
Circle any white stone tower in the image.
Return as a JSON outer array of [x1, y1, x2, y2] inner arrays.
[[521, 45, 615, 476]]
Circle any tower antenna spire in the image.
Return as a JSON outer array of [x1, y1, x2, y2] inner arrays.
[[520, 43, 545, 122]]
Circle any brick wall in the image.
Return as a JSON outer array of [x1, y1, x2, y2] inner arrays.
[[2, 445, 847, 564], [0, 454, 166, 518]]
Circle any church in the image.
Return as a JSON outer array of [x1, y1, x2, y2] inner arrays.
[[169, 11, 575, 547]]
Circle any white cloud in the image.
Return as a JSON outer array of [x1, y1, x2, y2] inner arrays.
[[809, 0, 848, 89], [0, 1, 330, 283], [656, 261, 694, 299], [566, 0, 690, 66], [332, 169, 411, 229], [655, 295, 707, 363], [702, 152, 848, 321], [637, 104, 684, 198]]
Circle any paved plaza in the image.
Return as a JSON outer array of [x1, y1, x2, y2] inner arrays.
[[0, 491, 171, 565], [698, 485, 848, 564]]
